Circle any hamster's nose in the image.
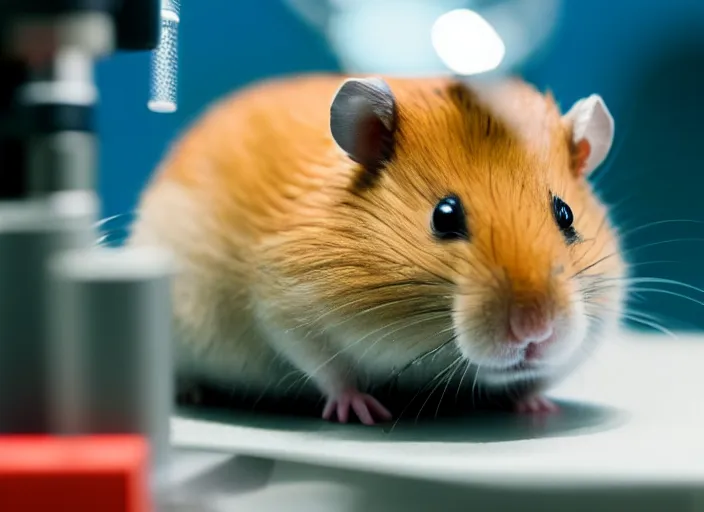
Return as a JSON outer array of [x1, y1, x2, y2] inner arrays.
[[508, 302, 554, 344]]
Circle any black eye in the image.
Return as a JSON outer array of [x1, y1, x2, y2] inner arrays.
[[432, 195, 469, 241], [552, 195, 578, 243]]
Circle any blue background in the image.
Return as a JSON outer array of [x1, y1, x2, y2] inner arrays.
[[95, 0, 704, 332]]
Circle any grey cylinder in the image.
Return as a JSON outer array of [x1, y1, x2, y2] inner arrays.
[[0, 194, 97, 434], [49, 246, 174, 470], [28, 132, 97, 195]]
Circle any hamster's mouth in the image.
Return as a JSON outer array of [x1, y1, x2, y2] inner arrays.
[[477, 358, 545, 387], [505, 361, 529, 371], [491, 360, 535, 375], [481, 347, 547, 375]]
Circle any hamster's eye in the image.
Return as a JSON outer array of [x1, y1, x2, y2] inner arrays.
[[432, 195, 469, 241], [552, 195, 578, 244]]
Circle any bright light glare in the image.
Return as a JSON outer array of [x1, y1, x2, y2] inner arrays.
[[431, 9, 506, 76]]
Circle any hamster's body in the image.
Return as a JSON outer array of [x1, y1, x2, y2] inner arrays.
[[129, 74, 626, 423]]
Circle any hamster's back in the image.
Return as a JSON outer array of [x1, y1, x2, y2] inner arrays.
[[133, 74, 351, 265], [128, 74, 360, 389]]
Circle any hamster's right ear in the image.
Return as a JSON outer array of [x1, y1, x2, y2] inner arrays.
[[563, 94, 614, 178], [330, 77, 397, 172]]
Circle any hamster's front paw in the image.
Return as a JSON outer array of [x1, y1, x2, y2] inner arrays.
[[514, 395, 559, 415], [322, 387, 393, 425]]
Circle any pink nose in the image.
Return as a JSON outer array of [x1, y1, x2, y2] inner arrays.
[[508, 303, 554, 344]]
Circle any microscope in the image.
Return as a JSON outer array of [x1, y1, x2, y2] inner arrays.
[[0, 0, 178, 508]]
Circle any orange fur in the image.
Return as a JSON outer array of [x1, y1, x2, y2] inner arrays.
[[129, 74, 626, 409]]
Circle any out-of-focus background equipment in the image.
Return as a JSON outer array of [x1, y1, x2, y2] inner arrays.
[[283, 0, 561, 76], [0, 0, 176, 509]]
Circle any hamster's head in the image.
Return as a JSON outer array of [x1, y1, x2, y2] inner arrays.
[[326, 76, 626, 387]]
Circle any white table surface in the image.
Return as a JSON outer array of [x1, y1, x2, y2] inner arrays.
[[164, 332, 704, 511]]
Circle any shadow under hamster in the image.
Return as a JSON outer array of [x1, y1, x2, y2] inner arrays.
[[176, 378, 627, 443]]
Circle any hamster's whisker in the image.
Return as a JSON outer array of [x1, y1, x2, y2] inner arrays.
[[623, 236, 704, 256], [622, 304, 701, 331], [415, 358, 464, 423], [354, 280, 454, 293], [279, 373, 312, 397], [389, 333, 459, 380], [576, 278, 614, 298], [620, 314, 677, 339], [590, 209, 613, 241], [582, 276, 704, 311], [434, 356, 465, 419], [287, 291, 449, 332], [286, 310, 454, 395], [469, 344, 495, 408], [352, 310, 452, 369], [454, 359, 472, 403], [388, 354, 459, 432], [435, 324, 456, 338], [599, 276, 704, 297], [471, 362, 482, 408], [585, 282, 703, 332], [570, 213, 612, 270], [572, 252, 618, 279], [626, 287, 704, 309], [577, 278, 630, 306], [616, 218, 704, 241], [604, 193, 635, 214], [271, 368, 311, 397], [585, 309, 676, 339], [583, 260, 678, 273], [314, 303, 451, 339]]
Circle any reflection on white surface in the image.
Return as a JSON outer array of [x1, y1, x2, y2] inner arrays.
[[431, 9, 505, 75]]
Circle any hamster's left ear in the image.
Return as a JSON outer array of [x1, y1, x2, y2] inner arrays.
[[562, 94, 614, 178], [329, 77, 397, 173]]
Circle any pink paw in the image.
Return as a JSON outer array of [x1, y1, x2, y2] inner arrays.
[[322, 388, 392, 425], [514, 396, 559, 415]]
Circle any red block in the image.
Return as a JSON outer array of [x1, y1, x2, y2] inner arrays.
[[0, 435, 151, 512]]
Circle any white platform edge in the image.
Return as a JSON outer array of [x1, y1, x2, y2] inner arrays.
[[171, 333, 704, 490]]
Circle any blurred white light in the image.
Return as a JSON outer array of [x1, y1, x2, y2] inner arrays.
[[431, 8, 506, 76], [327, 0, 453, 76]]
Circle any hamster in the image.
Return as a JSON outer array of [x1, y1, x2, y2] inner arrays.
[[128, 74, 626, 425]]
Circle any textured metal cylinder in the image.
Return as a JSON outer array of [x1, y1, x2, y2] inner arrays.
[[162, 0, 181, 18], [148, 0, 180, 113], [49, 246, 174, 471], [0, 195, 97, 434]]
